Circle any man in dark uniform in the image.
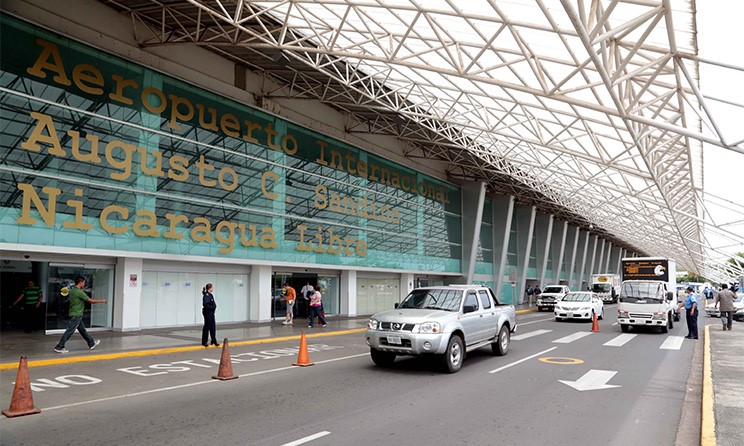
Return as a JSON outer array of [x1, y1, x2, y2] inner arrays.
[[677, 286, 698, 339], [13, 280, 43, 332]]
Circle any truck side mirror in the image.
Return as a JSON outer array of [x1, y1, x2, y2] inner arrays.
[[666, 291, 674, 301], [463, 304, 477, 314], [394, 302, 399, 309]]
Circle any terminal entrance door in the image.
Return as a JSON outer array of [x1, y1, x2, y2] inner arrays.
[[46, 263, 114, 332]]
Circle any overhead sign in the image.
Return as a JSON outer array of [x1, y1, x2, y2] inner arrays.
[[621, 259, 669, 282], [0, 260, 32, 273]]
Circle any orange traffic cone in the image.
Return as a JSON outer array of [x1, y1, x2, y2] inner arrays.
[[212, 338, 238, 381], [591, 311, 600, 332], [293, 331, 315, 367], [3, 356, 41, 418]]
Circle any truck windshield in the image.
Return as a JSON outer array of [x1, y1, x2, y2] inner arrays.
[[591, 284, 611, 293], [620, 283, 662, 302], [398, 289, 463, 311], [543, 286, 564, 294]]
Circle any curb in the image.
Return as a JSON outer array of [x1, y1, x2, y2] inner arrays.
[[701, 324, 716, 446]]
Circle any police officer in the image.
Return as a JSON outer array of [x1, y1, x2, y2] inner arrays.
[[677, 286, 698, 339]]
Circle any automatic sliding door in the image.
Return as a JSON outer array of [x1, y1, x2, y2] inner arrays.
[[46, 264, 114, 332]]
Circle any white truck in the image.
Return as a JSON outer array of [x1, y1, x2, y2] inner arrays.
[[536, 284, 570, 312], [590, 274, 620, 303], [617, 257, 679, 333]]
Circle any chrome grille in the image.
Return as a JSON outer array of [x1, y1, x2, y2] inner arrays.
[[379, 322, 415, 331]]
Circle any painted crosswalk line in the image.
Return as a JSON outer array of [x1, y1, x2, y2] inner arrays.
[[603, 333, 636, 347], [511, 329, 552, 340], [553, 332, 593, 344], [659, 336, 685, 350]]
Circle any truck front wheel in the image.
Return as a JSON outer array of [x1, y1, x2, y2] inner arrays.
[[441, 335, 464, 373]]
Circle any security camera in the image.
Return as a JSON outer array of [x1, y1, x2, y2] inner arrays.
[[24, 254, 30, 259]]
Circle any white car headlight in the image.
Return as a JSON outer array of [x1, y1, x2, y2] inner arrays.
[[367, 319, 379, 330], [418, 322, 441, 334]]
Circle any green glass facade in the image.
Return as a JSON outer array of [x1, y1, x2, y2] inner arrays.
[[0, 15, 462, 273]]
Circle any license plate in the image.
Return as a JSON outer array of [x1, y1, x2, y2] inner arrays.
[[568, 313, 574, 318], [387, 335, 402, 345]]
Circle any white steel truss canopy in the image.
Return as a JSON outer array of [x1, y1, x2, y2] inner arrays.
[[98, 0, 744, 283]]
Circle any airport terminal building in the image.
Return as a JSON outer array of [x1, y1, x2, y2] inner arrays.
[[0, 2, 632, 334]]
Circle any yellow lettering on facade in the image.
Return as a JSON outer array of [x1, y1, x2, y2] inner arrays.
[[261, 171, 278, 199], [167, 94, 194, 130], [105, 140, 136, 181], [100, 205, 129, 234], [109, 75, 138, 105], [215, 221, 238, 254], [20, 112, 66, 156], [69, 130, 102, 163], [132, 210, 160, 237], [26, 38, 71, 86], [190, 217, 213, 242], [63, 188, 93, 230], [167, 155, 189, 181], [141, 87, 167, 114], [72, 64, 104, 95], [163, 213, 188, 239], [16, 184, 60, 226]]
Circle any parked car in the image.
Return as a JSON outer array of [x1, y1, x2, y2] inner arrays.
[[705, 292, 744, 317], [554, 291, 604, 321], [733, 307, 744, 322], [365, 285, 517, 373], [536, 285, 570, 311]]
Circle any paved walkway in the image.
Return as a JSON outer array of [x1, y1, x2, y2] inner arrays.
[[706, 321, 744, 446]]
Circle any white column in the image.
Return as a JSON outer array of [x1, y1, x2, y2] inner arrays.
[[578, 231, 590, 291], [341, 270, 357, 317], [605, 242, 613, 272], [597, 239, 606, 273], [494, 196, 515, 303], [538, 214, 554, 290], [519, 206, 537, 304], [249, 265, 272, 322], [554, 221, 568, 284], [462, 182, 486, 284], [400, 273, 414, 302], [568, 227, 580, 290], [113, 257, 143, 331], [589, 235, 598, 276]]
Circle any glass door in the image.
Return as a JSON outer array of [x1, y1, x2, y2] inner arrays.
[[46, 263, 114, 332]]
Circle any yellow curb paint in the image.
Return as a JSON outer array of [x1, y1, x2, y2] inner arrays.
[[538, 357, 584, 365], [516, 308, 537, 314], [0, 328, 366, 371], [701, 324, 716, 446]]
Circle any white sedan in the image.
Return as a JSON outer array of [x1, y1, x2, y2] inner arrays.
[[555, 292, 604, 321]]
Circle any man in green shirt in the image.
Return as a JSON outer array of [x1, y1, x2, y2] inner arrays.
[[13, 280, 43, 332], [53, 276, 107, 353]]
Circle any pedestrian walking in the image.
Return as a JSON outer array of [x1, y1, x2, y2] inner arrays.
[[714, 283, 736, 331], [201, 283, 219, 347], [300, 281, 314, 318], [53, 277, 106, 353], [307, 285, 327, 328], [13, 280, 43, 333], [677, 286, 698, 339], [282, 282, 296, 325]]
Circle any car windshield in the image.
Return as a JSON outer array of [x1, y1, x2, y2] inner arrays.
[[543, 286, 564, 294], [620, 282, 663, 302], [591, 284, 611, 293], [561, 292, 591, 302], [398, 289, 463, 311]]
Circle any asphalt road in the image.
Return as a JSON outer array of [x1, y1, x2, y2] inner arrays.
[[1, 308, 698, 446]]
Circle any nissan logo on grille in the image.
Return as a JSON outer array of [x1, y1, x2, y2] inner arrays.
[[392, 323, 401, 330]]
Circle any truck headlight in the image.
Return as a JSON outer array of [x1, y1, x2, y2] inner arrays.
[[418, 322, 441, 334], [367, 319, 379, 330], [618, 310, 629, 318], [651, 312, 667, 320]]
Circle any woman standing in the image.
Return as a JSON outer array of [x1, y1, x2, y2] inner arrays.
[[308, 285, 327, 328], [202, 283, 219, 347]]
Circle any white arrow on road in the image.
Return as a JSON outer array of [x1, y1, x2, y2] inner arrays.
[[559, 369, 621, 391]]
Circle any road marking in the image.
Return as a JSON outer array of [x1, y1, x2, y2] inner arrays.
[[538, 357, 584, 365], [489, 347, 557, 374], [552, 332, 593, 344], [511, 329, 552, 340], [603, 333, 636, 347], [612, 322, 618, 326], [40, 353, 368, 411], [0, 328, 366, 371], [559, 369, 621, 391], [659, 336, 684, 350], [518, 317, 555, 326], [281, 431, 331, 446]]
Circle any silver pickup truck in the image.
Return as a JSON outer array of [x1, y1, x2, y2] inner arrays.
[[365, 285, 517, 373]]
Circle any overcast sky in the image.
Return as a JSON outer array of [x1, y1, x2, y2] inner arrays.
[[696, 1, 744, 260]]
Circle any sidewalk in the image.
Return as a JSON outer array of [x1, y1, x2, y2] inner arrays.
[[705, 321, 744, 446]]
